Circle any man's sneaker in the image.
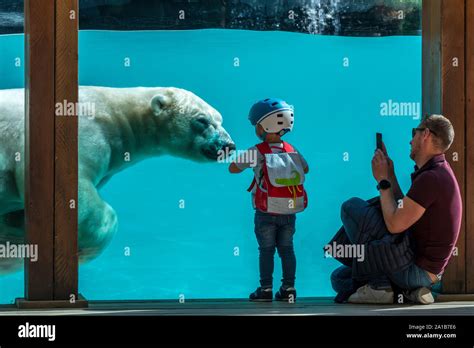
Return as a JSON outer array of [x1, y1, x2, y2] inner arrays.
[[348, 284, 394, 304], [249, 287, 273, 302], [275, 286, 297, 302], [404, 287, 435, 305]]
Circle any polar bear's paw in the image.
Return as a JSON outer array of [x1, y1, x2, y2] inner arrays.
[[78, 201, 118, 263], [78, 179, 119, 263]]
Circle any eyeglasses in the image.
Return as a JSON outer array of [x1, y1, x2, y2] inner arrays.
[[412, 127, 438, 138]]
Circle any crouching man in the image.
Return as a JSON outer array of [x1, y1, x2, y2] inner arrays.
[[330, 114, 462, 305]]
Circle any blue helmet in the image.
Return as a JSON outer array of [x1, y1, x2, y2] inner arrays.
[[248, 98, 294, 135]]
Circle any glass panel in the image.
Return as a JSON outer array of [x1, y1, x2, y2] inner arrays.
[[78, 0, 422, 300], [0, 0, 25, 304]]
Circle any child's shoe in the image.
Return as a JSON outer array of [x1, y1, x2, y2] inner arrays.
[[275, 286, 297, 302], [249, 287, 273, 302]]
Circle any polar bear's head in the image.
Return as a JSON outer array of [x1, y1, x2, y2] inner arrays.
[[150, 88, 235, 162]]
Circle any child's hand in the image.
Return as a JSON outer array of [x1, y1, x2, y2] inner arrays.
[[229, 162, 243, 173]]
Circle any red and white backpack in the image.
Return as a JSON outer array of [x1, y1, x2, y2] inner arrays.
[[247, 141, 308, 214]]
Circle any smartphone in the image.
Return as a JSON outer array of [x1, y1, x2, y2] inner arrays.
[[376, 133, 383, 151]]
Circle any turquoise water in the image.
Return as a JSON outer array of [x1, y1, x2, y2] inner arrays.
[[0, 29, 421, 301]]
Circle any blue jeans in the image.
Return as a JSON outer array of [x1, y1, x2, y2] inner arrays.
[[332, 197, 436, 292], [254, 209, 296, 289], [331, 263, 434, 294]]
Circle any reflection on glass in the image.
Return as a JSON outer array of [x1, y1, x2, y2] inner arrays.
[[0, 0, 25, 304], [76, 0, 422, 300], [0, 0, 423, 302]]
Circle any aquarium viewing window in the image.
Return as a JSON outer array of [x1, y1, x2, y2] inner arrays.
[[75, 1, 424, 301], [0, 0, 473, 309]]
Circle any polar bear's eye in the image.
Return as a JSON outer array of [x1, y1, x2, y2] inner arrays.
[[194, 117, 210, 130]]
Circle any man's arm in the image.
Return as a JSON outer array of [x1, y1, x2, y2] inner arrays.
[[379, 187, 426, 234], [388, 171, 404, 202], [372, 149, 426, 234], [381, 141, 404, 201]]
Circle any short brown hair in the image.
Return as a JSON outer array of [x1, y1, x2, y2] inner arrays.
[[420, 114, 454, 152]]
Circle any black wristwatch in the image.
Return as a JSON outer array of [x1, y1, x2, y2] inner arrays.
[[377, 179, 391, 191]]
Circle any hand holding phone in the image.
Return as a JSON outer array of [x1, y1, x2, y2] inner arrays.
[[375, 133, 395, 178]]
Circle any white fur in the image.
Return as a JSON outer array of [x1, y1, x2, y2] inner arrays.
[[0, 86, 233, 273]]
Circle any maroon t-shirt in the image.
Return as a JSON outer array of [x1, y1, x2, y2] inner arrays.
[[405, 154, 462, 275]]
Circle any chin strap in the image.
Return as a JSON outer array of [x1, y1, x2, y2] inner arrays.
[[279, 129, 290, 136]]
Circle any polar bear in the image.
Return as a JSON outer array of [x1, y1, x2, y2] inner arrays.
[[0, 86, 235, 274]]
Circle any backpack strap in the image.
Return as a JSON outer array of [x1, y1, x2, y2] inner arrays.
[[247, 178, 256, 192], [247, 143, 269, 192], [256, 142, 272, 154], [282, 141, 295, 153]]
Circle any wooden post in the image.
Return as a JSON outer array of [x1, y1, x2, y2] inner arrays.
[[440, 0, 467, 294], [422, 0, 467, 294], [23, 0, 55, 301], [54, 0, 79, 301], [19, 0, 86, 308], [422, 0, 441, 116], [466, 0, 474, 293]]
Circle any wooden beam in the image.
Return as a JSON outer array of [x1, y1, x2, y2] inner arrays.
[[54, 0, 79, 301], [23, 0, 81, 305], [422, 0, 466, 293], [466, 0, 474, 293], [24, 0, 55, 301], [422, 0, 441, 116], [440, 0, 466, 294]]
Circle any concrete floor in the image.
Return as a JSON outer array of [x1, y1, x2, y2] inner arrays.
[[0, 298, 473, 316]]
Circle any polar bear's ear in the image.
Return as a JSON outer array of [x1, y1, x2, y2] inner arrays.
[[151, 94, 171, 116]]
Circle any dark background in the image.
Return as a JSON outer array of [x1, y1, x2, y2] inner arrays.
[[0, 0, 421, 36]]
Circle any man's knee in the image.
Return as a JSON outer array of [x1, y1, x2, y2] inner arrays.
[[341, 197, 367, 219], [340, 197, 369, 243]]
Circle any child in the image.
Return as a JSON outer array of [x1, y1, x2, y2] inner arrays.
[[229, 98, 309, 302]]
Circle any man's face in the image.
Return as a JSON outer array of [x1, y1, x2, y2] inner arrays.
[[410, 126, 426, 161]]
